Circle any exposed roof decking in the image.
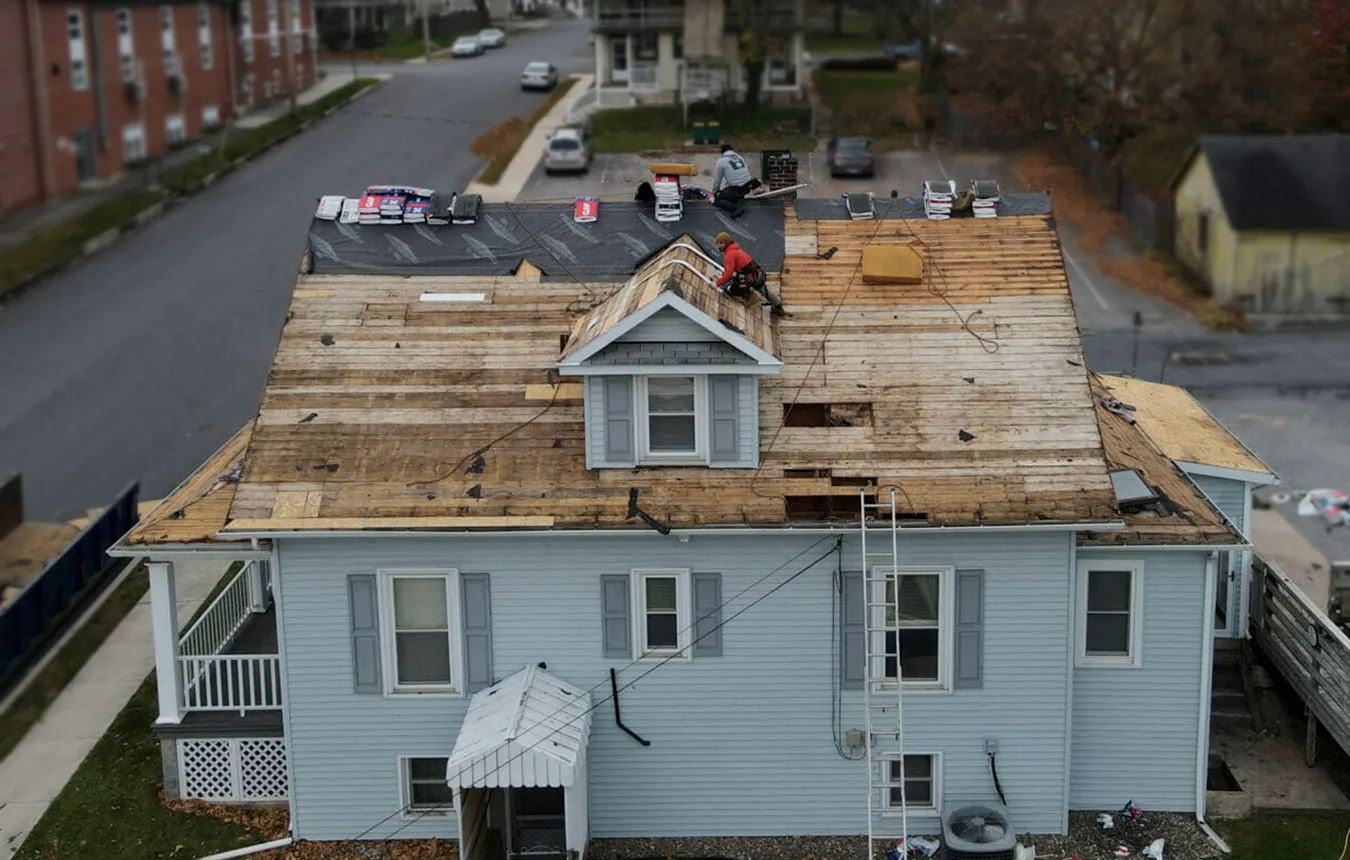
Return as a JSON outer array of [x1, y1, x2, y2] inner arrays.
[[1094, 375, 1273, 478], [122, 423, 252, 546]]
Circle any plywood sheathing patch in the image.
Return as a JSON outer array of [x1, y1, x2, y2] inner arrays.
[[123, 423, 254, 545]]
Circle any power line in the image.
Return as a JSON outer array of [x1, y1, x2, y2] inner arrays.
[[314, 538, 840, 858]]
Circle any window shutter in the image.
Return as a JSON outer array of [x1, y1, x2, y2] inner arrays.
[[709, 376, 739, 463], [461, 572, 493, 693], [603, 376, 634, 464], [955, 568, 985, 689], [601, 574, 631, 658], [842, 570, 864, 689], [348, 574, 382, 694], [692, 572, 723, 657]]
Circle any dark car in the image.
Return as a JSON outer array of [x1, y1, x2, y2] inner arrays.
[[828, 137, 875, 178]]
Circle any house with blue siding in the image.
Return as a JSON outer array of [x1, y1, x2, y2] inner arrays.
[[113, 197, 1249, 858]]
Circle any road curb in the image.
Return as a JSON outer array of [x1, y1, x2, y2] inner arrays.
[[1, 79, 384, 305], [466, 74, 594, 202]]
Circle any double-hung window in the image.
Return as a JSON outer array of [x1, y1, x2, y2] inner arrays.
[[871, 567, 950, 688], [400, 757, 455, 817], [639, 376, 703, 461], [160, 5, 177, 68], [116, 9, 135, 83], [380, 570, 461, 693], [1077, 561, 1144, 668], [633, 569, 691, 659], [266, 0, 280, 57], [886, 754, 940, 812], [67, 9, 89, 91], [198, 3, 213, 70], [239, 0, 254, 63]]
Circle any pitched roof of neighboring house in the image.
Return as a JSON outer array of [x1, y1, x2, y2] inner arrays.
[[120, 198, 1125, 542], [1179, 135, 1350, 232], [1094, 375, 1274, 481], [1082, 375, 1242, 546]]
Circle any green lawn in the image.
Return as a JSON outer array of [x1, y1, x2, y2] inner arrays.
[[590, 105, 812, 154], [814, 68, 922, 136], [368, 26, 454, 60], [805, 14, 886, 53], [1222, 811, 1350, 860]]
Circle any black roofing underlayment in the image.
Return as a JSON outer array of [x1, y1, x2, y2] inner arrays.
[[792, 192, 1053, 221], [306, 201, 787, 277]]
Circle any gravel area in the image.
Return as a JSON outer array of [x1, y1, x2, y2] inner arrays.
[[1030, 811, 1225, 860]]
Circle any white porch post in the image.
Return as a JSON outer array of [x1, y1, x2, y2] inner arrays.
[[148, 560, 185, 725], [564, 756, 589, 860], [247, 559, 268, 613]]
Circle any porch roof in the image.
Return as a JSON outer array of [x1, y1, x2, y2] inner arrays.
[[446, 665, 592, 790]]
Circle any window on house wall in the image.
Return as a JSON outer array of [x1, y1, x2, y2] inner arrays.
[[290, 0, 301, 51], [67, 9, 89, 91], [878, 570, 947, 685], [886, 755, 939, 811], [166, 114, 187, 144], [1198, 212, 1209, 254], [122, 123, 146, 162], [1076, 561, 1144, 668], [380, 570, 460, 692], [202, 104, 221, 129], [116, 8, 136, 83], [267, 0, 280, 57], [634, 32, 658, 60], [161, 5, 177, 71], [400, 757, 456, 816], [240, 0, 255, 63], [672, 33, 683, 59], [198, 4, 213, 69], [640, 376, 701, 459], [633, 569, 691, 658]]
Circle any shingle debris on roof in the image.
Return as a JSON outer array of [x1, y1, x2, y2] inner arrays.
[[1196, 135, 1350, 232]]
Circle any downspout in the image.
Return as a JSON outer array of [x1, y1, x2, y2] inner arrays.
[[1195, 550, 1230, 853], [194, 837, 294, 860], [25, 0, 58, 200], [609, 668, 650, 746], [89, 5, 109, 152]]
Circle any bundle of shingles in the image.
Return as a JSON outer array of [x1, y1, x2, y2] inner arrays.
[[352, 185, 436, 224], [317, 186, 471, 226], [653, 174, 683, 222], [923, 180, 956, 220]]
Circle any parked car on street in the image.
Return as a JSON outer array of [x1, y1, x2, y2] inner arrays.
[[478, 27, 507, 48], [827, 136, 875, 178], [883, 39, 964, 59], [451, 36, 484, 57], [521, 62, 559, 91], [542, 127, 593, 174]]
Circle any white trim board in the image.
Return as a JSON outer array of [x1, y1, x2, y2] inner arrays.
[[1177, 461, 1278, 486]]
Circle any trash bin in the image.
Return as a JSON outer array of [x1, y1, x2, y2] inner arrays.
[[691, 122, 706, 145], [705, 121, 721, 144]]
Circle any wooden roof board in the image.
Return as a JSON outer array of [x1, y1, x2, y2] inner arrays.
[[1081, 376, 1242, 546], [1094, 375, 1273, 477], [123, 423, 253, 545]]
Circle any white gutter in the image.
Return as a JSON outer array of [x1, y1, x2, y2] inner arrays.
[[106, 545, 273, 559], [1084, 543, 1249, 553], [1195, 550, 1229, 853], [195, 836, 293, 860]]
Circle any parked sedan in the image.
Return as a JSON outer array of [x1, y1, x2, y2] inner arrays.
[[521, 62, 559, 91], [828, 136, 875, 178], [477, 27, 507, 48], [451, 36, 484, 58], [542, 127, 593, 174]]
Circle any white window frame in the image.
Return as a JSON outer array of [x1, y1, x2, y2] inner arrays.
[[267, 0, 280, 57], [239, 0, 254, 63], [165, 113, 187, 144], [67, 8, 89, 91], [116, 8, 136, 83], [630, 568, 692, 661], [635, 375, 706, 465], [198, 3, 213, 70], [1075, 559, 1145, 669], [122, 122, 146, 162], [289, 0, 301, 52], [378, 568, 463, 695], [883, 753, 942, 814], [160, 5, 177, 65], [868, 566, 954, 692], [397, 756, 457, 819]]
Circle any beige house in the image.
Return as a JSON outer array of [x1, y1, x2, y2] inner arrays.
[[1172, 135, 1350, 320], [589, 0, 803, 108]]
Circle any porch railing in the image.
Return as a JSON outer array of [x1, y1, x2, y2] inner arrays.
[[595, 5, 684, 29], [180, 561, 258, 657], [179, 654, 284, 712]]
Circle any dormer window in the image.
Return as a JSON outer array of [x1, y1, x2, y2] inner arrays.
[[643, 376, 702, 459]]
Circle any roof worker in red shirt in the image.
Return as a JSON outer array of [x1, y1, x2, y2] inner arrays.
[[715, 232, 785, 317]]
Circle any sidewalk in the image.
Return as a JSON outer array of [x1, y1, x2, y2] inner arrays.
[[1253, 507, 1333, 610], [465, 73, 594, 203], [0, 557, 233, 860]]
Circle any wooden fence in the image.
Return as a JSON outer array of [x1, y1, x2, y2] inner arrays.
[[0, 482, 139, 698], [1061, 137, 1175, 253], [1250, 555, 1350, 763]]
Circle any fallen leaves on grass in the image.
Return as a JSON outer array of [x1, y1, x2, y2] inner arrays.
[[1096, 254, 1247, 331], [1013, 146, 1126, 252], [471, 117, 527, 160], [256, 839, 461, 859], [165, 798, 290, 840]]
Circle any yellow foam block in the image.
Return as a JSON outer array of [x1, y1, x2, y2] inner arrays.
[[861, 245, 924, 285], [650, 162, 699, 176]]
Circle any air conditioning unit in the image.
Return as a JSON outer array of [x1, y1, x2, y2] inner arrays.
[[941, 801, 1017, 860]]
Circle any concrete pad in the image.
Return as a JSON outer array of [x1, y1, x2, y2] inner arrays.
[[1253, 508, 1333, 611], [1213, 726, 1349, 811]]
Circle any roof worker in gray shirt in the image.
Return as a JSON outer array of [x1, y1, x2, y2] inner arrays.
[[711, 144, 760, 218]]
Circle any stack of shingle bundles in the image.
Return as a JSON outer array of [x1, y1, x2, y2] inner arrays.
[[452, 193, 482, 225], [339, 198, 360, 224], [379, 191, 407, 224], [357, 188, 386, 224], [403, 192, 431, 223], [923, 180, 956, 220], [315, 195, 344, 220], [426, 191, 456, 226], [653, 174, 683, 222]]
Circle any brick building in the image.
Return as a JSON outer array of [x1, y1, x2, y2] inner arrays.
[[1, 0, 317, 215]]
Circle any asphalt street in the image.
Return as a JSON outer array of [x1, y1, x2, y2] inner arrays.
[[0, 21, 594, 521]]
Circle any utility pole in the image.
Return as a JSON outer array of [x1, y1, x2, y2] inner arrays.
[[422, 0, 432, 60], [283, 0, 298, 113]]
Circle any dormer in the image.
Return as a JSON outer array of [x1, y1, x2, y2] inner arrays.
[[558, 236, 782, 470]]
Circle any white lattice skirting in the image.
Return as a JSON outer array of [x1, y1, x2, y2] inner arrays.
[[179, 738, 289, 802]]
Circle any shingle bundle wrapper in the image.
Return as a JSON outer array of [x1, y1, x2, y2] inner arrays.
[[452, 193, 482, 225], [426, 192, 456, 226]]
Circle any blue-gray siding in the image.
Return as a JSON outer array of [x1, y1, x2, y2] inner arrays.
[[615, 307, 719, 343], [584, 375, 758, 469], [589, 341, 756, 366], [1070, 550, 1207, 811], [274, 531, 1077, 840], [1189, 474, 1247, 536]]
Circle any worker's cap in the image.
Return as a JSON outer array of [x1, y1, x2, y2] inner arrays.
[[715, 232, 732, 245]]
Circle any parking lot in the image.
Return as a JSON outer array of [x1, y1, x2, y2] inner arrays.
[[517, 148, 1026, 202]]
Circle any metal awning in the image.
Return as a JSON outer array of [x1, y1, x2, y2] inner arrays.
[[447, 665, 592, 789]]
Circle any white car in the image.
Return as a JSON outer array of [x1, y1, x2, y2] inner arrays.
[[477, 27, 506, 48], [521, 62, 559, 91], [542, 127, 593, 174], [451, 36, 483, 58]]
